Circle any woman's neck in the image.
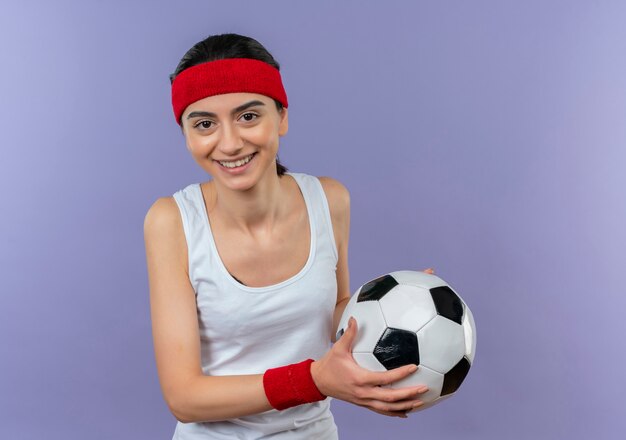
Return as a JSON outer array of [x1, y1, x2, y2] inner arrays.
[[207, 173, 290, 236]]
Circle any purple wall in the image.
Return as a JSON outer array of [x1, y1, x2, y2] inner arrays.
[[2, 1, 625, 438]]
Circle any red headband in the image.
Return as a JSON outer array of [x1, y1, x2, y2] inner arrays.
[[171, 58, 288, 124]]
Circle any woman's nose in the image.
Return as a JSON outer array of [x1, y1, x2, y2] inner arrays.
[[217, 123, 244, 155]]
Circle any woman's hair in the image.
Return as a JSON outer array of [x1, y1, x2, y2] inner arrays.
[[171, 33, 288, 176]]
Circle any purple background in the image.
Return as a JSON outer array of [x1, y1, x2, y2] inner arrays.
[[1, 1, 625, 438]]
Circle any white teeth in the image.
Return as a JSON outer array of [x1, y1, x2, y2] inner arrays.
[[219, 154, 254, 168]]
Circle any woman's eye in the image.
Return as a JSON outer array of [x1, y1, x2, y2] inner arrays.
[[195, 120, 213, 129], [240, 112, 258, 122]]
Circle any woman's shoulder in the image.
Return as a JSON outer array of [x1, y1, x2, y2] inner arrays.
[[287, 172, 349, 209], [316, 175, 350, 221], [144, 181, 204, 228], [316, 176, 349, 200], [143, 196, 183, 239], [144, 195, 190, 267]]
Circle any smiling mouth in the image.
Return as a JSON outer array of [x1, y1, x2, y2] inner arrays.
[[217, 153, 256, 169]]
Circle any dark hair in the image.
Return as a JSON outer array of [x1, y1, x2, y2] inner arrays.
[[171, 33, 288, 176]]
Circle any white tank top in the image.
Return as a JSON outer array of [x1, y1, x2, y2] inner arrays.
[[171, 172, 339, 440]]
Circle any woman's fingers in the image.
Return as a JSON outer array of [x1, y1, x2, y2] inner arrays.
[[423, 268, 435, 274], [354, 374, 428, 412], [364, 384, 428, 403], [364, 397, 425, 414], [365, 363, 419, 387], [336, 316, 358, 352]]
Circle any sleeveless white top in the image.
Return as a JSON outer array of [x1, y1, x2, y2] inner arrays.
[[171, 172, 339, 439]]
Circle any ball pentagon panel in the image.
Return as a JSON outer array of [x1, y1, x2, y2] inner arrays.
[[388, 270, 448, 289], [430, 286, 464, 325], [441, 357, 471, 396], [357, 274, 399, 302], [372, 327, 419, 370]]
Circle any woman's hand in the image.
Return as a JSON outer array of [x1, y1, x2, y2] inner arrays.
[[423, 268, 435, 274], [311, 317, 428, 418]]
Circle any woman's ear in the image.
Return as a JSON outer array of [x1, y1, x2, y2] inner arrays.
[[278, 107, 288, 136]]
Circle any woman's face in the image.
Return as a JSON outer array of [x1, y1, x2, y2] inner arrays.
[[181, 92, 288, 191]]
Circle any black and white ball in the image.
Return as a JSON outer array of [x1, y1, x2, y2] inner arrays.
[[336, 270, 476, 411]]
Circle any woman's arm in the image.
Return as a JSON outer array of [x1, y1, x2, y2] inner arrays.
[[318, 177, 352, 342], [144, 193, 425, 423], [144, 197, 273, 423]]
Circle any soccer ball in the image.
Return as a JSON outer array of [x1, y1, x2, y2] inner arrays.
[[336, 270, 476, 412]]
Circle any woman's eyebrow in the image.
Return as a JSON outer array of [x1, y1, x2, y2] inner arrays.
[[186, 100, 266, 120], [233, 100, 265, 114]]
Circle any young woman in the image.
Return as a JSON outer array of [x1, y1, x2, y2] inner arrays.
[[144, 33, 432, 439]]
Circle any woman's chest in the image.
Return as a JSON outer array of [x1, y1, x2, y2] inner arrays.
[[194, 252, 337, 342], [213, 213, 311, 288]]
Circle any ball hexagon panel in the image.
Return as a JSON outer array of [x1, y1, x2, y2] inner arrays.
[[352, 352, 387, 372], [373, 327, 419, 370], [430, 286, 464, 325], [462, 304, 476, 363], [387, 364, 444, 407], [389, 270, 447, 289], [441, 357, 471, 396], [379, 284, 437, 333], [349, 301, 388, 353], [357, 274, 399, 302], [417, 316, 466, 374]]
